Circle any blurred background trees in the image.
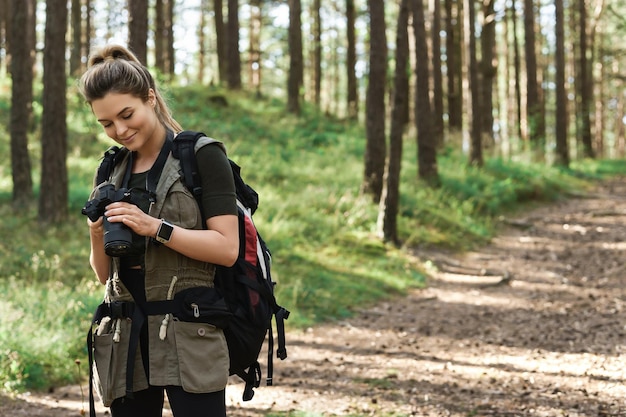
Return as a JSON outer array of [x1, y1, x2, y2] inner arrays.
[[0, 0, 624, 236]]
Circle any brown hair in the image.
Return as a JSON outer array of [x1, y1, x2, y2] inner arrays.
[[79, 44, 182, 132]]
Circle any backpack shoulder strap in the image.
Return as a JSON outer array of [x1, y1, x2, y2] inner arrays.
[[95, 145, 128, 186], [172, 131, 205, 205], [172, 130, 259, 214], [172, 130, 225, 211]]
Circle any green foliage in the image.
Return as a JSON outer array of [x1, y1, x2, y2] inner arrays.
[[0, 278, 102, 391], [0, 83, 624, 393]]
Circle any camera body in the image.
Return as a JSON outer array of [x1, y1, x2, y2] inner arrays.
[[82, 184, 136, 257]]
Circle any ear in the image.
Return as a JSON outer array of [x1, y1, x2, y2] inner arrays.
[[148, 89, 156, 107]]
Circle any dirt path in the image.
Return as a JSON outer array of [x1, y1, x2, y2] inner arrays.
[[3, 178, 626, 416]]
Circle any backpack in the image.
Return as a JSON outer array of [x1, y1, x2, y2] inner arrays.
[[89, 130, 290, 403], [172, 131, 290, 401]]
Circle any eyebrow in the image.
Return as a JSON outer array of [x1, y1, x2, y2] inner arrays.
[[97, 106, 133, 123]]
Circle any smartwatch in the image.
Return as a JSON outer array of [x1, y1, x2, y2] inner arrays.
[[155, 219, 174, 244]]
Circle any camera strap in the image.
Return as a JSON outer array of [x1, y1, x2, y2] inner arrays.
[[121, 130, 175, 198]]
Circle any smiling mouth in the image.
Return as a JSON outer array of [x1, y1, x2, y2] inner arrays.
[[120, 133, 136, 142]]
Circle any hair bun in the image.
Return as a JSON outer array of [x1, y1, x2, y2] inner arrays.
[[88, 45, 137, 67], [110, 47, 130, 61]]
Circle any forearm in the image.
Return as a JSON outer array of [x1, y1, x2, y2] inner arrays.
[[157, 216, 239, 266], [103, 203, 239, 267], [88, 220, 110, 284]]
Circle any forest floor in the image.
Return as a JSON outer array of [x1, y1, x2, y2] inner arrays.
[[3, 177, 626, 416]]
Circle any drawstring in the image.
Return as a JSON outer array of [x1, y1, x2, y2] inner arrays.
[[159, 275, 178, 340], [113, 319, 122, 342]]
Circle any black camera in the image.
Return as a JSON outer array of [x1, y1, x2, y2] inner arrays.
[[82, 184, 137, 257]]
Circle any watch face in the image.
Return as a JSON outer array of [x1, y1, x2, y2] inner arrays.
[[157, 220, 174, 243]]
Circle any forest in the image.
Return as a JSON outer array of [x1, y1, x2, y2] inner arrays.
[[1, 0, 626, 414], [1, 0, 625, 232]]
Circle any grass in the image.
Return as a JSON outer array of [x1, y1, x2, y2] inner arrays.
[[1, 83, 625, 394]]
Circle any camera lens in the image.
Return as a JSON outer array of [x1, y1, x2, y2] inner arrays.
[[103, 217, 133, 257]]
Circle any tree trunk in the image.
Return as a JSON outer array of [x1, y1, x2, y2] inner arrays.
[[589, 0, 605, 157], [378, 0, 410, 245], [227, 0, 241, 89], [39, 0, 68, 224], [128, 0, 148, 64], [214, 0, 226, 85], [594, 56, 604, 157], [311, 0, 321, 106], [578, 0, 594, 158], [413, 0, 439, 182], [198, 0, 208, 84], [167, 0, 175, 76], [523, 0, 542, 154], [480, 0, 496, 144], [155, 0, 165, 72], [554, 0, 569, 167], [510, 1, 523, 140], [9, 0, 34, 209], [346, 0, 358, 119], [84, 0, 91, 65], [445, 0, 462, 131], [249, 0, 262, 95], [70, 0, 81, 75], [465, 0, 483, 166], [431, 0, 444, 146], [287, 0, 303, 113], [362, 0, 387, 201]]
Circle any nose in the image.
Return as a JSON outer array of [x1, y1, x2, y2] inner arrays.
[[115, 121, 128, 138]]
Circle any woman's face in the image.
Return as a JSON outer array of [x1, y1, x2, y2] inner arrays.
[[90, 90, 163, 153]]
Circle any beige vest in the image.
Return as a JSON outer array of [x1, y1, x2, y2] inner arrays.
[[91, 139, 230, 406]]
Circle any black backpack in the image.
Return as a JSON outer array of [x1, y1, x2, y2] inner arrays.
[[172, 131, 290, 401], [90, 130, 290, 402]]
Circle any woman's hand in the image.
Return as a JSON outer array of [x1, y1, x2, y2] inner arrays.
[[104, 201, 161, 238], [88, 215, 105, 239], [87, 215, 110, 284]]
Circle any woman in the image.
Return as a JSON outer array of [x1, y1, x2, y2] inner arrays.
[[79, 44, 238, 417]]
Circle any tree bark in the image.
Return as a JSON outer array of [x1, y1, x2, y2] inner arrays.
[[39, 0, 68, 224], [214, 0, 226, 85], [287, 0, 303, 113], [362, 0, 387, 201], [413, 0, 439, 182], [155, 0, 165, 72], [346, 0, 358, 119], [249, 0, 262, 95], [9, 0, 34, 209], [70, 0, 81, 75], [378, 0, 410, 245], [431, 0, 444, 146], [523, 0, 542, 153], [578, 0, 594, 158], [554, 0, 569, 166], [311, 0, 321, 106], [480, 0, 497, 144], [465, 0, 483, 166], [198, 0, 208, 84], [227, 0, 241, 89], [510, 1, 523, 140], [128, 0, 148, 64], [445, 0, 463, 131]]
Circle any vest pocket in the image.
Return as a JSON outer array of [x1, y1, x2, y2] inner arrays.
[[92, 318, 148, 406], [173, 320, 229, 393], [93, 331, 114, 406]]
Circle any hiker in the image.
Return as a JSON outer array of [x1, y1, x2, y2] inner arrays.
[[79, 44, 239, 417]]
